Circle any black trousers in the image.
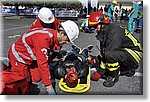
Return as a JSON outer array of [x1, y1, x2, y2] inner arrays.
[[102, 50, 139, 73]]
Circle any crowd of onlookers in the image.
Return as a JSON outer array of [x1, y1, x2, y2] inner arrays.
[[79, 3, 142, 22], [79, 0, 143, 33]]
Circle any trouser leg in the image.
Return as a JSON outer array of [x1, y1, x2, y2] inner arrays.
[[8, 49, 30, 94], [128, 17, 134, 33], [108, 16, 113, 23], [29, 61, 41, 83], [132, 19, 136, 32], [138, 17, 143, 32], [102, 50, 138, 87], [103, 50, 138, 75], [9, 49, 30, 81]]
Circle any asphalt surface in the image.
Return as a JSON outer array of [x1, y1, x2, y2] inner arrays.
[[1, 17, 143, 95]]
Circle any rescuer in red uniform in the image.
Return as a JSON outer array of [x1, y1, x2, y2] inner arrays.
[[7, 20, 79, 94], [29, 7, 61, 31]]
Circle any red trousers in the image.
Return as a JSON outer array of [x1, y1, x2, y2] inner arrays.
[[1, 71, 29, 95], [9, 47, 42, 83], [2, 48, 43, 95]]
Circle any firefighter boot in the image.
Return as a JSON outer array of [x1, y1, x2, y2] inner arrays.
[[125, 64, 138, 77], [125, 68, 136, 77], [103, 75, 119, 87], [103, 62, 120, 87]]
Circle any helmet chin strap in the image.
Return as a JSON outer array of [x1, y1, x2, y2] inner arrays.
[[96, 26, 106, 37], [96, 24, 104, 33]]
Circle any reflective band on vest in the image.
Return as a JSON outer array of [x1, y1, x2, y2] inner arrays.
[[88, 21, 97, 25], [12, 43, 25, 64], [22, 30, 53, 60]]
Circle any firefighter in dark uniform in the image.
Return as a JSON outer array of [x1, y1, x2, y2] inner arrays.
[[88, 11, 143, 87]]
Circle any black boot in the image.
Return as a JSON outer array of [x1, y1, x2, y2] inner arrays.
[[103, 76, 119, 87], [125, 68, 136, 77], [125, 65, 138, 77], [103, 66, 120, 87]]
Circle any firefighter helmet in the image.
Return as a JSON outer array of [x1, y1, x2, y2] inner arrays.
[[88, 11, 110, 27], [65, 67, 78, 88]]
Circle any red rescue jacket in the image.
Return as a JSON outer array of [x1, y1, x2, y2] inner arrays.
[[9, 28, 61, 86], [29, 17, 61, 31]]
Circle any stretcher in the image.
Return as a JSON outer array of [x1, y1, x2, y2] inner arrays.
[[58, 67, 90, 93]]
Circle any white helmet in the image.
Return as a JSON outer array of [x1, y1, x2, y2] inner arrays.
[[38, 7, 55, 24], [61, 20, 79, 43]]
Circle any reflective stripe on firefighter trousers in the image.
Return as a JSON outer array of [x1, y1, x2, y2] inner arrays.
[[100, 60, 106, 69], [106, 62, 120, 71], [125, 48, 142, 63]]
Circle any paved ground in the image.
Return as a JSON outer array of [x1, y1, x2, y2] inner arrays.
[[1, 17, 143, 95]]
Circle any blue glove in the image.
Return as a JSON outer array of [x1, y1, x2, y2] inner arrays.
[[47, 88, 56, 95], [46, 85, 56, 95]]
